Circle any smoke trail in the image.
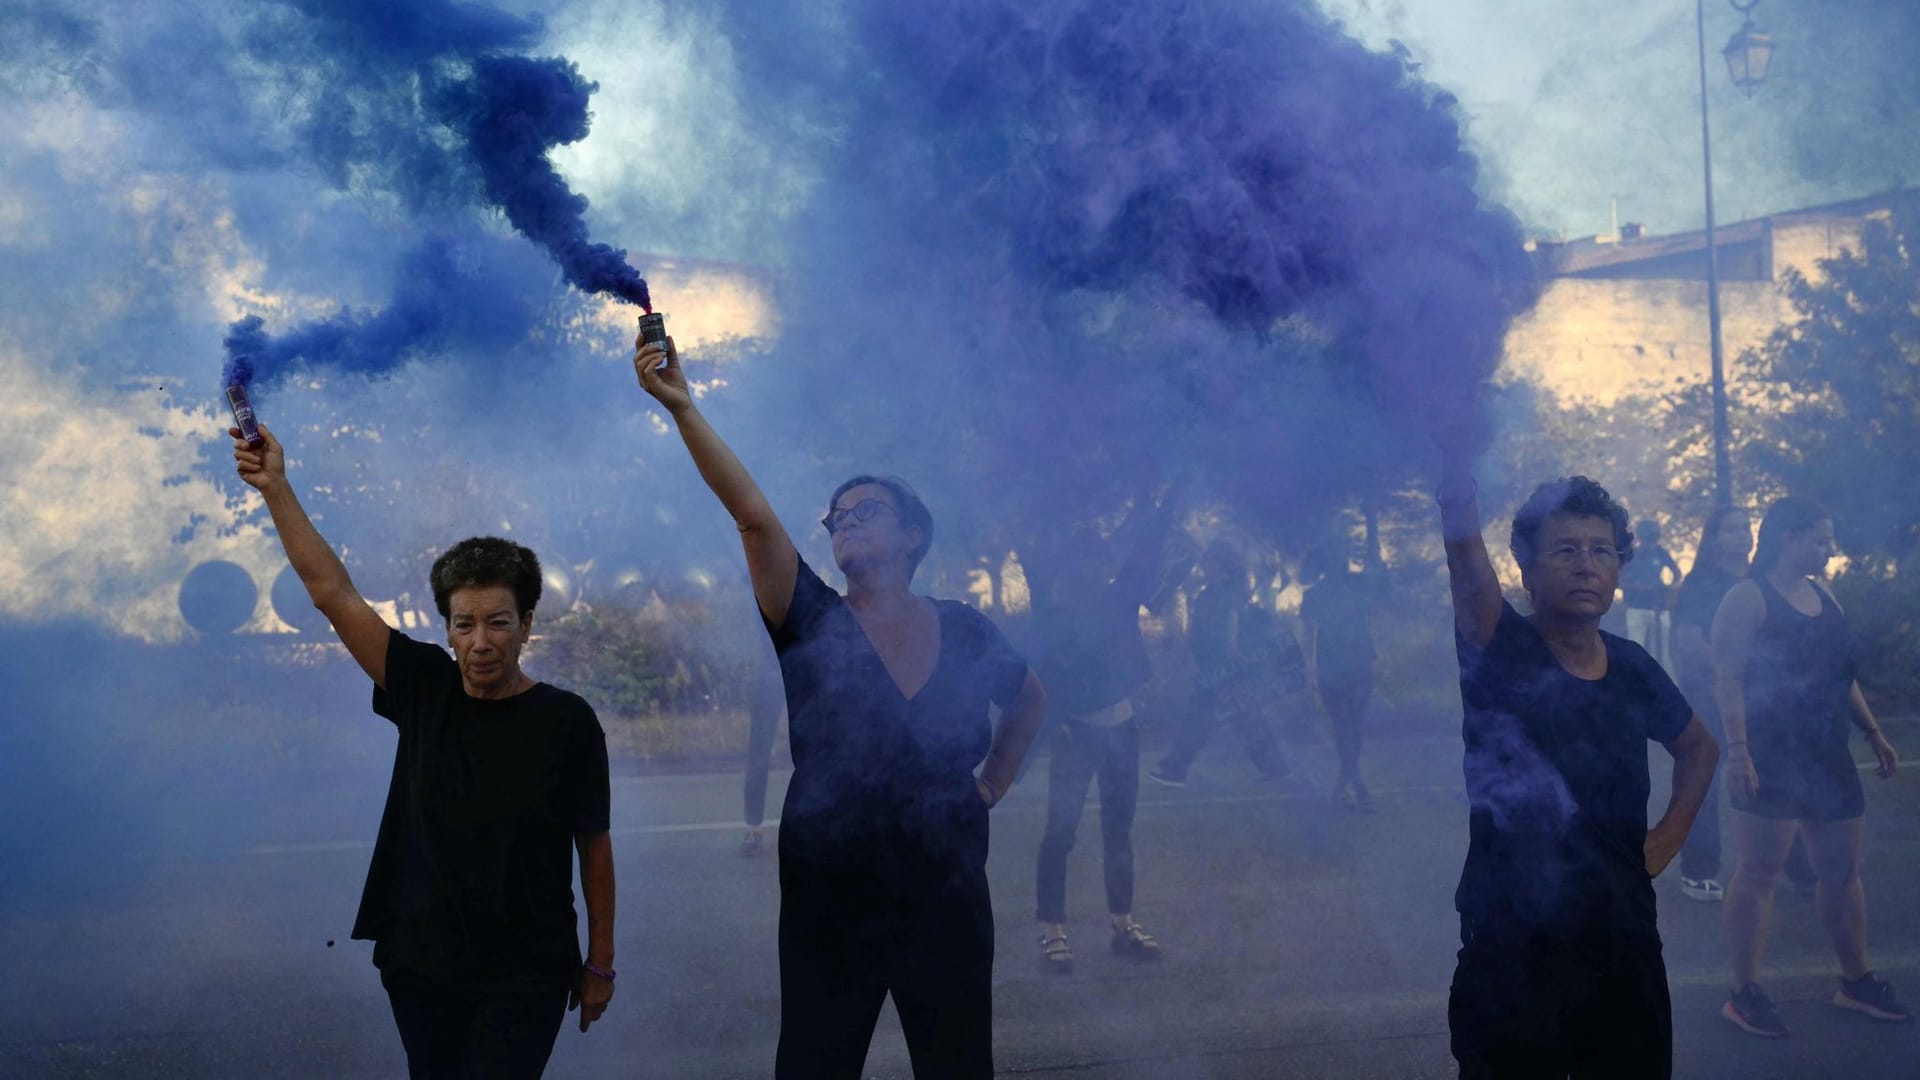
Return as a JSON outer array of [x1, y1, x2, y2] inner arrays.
[[221, 1, 649, 390], [219, 238, 538, 390], [433, 55, 652, 312]]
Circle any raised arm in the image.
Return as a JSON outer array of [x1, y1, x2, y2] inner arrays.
[[634, 335, 798, 628], [1710, 580, 1765, 803], [232, 423, 391, 687], [1436, 466, 1502, 649]]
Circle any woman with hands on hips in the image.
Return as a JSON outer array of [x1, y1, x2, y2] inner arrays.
[[634, 332, 1046, 1080]]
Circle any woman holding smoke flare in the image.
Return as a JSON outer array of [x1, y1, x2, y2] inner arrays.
[[634, 331, 1046, 1079], [1715, 496, 1908, 1037], [230, 424, 616, 1079]]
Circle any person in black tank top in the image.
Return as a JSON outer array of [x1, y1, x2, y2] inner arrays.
[[1714, 497, 1909, 1036]]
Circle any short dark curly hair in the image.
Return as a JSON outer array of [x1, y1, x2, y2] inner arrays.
[[1508, 476, 1636, 572], [828, 474, 935, 573], [429, 537, 543, 620]]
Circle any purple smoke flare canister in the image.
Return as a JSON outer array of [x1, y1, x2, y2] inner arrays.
[[226, 385, 265, 448], [637, 312, 668, 348]]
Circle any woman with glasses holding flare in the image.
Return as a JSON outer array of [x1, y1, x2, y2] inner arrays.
[[634, 332, 1046, 1079]]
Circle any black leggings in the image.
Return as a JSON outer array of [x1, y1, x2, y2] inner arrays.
[[381, 967, 568, 1080], [775, 866, 994, 1079], [1035, 718, 1139, 922]]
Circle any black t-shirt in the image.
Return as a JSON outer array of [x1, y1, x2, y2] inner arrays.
[[1299, 571, 1379, 676], [1455, 603, 1692, 931], [352, 630, 611, 989], [767, 558, 1028, 885], [1036, 577, 1152, 717], [1618, 545, 1678, 609], [1671, 565, 1741, 696]]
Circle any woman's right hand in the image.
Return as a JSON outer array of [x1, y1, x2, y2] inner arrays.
[[634, 334, 692, 414], [232, 422, 286, 494], [1726, 746, 1759, 805]]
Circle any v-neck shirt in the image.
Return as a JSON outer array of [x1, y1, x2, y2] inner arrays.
[[767, 557, 1030, 877]]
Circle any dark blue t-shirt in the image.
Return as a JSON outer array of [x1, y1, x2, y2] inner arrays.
[[767, 558, 1028, 884], [353, 630, 610, 989], [1455, 602, 1692, 931]]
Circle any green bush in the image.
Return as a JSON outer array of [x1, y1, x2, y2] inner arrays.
[[528, 591, 775, 758]]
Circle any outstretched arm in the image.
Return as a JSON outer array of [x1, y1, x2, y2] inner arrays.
[[634, 335, 799, 628], [232, 423, 391, 687], [1437, 462, 1502, 650]]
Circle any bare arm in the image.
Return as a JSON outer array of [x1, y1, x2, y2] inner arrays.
[[1711, 581, 1765, 801], [1849, 681, 1901, 779], [570, 830, 615, 1031], [1437, 472, 1502, 649], [1645, 715, 1719, 876], [976, 671, 1047, 805], [232, 424, 391, 687], [634, 337, 798, 628]]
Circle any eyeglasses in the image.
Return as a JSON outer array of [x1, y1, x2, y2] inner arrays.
[[823, 498, 897, 535], [1543, 544, 1621, 567]]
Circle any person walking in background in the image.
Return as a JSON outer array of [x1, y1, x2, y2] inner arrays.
[[1669, 506, 1752, 902], [635, 329, 1046, 1079], [1620, 518, 1681, 671], [1715, 496, 1909, 1037], [1437, 462, 1717, 1079], [1030, 493, 1180, 973], [1299, 543, 1385, 813], [1150, 540, 1290, 787], [740, 646, 787, 856], [231, 425, 617, 1079]]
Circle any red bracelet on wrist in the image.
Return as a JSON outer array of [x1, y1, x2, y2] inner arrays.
[[583, 961, 616, 981]]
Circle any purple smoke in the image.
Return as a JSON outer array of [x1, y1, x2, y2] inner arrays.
[[722, 0, 1539, 538], [220, 239, 537, 390], [222, 1, 647, 389], [433, 55, 652, 312]]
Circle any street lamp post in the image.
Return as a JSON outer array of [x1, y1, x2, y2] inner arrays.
[[1696, 0, 1775, 509]]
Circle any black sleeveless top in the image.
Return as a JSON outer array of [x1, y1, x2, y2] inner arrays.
[[1745, 576, 1859, 749]]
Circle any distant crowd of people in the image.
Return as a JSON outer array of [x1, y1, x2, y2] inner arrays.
[[222, 320, 1908, 1078]]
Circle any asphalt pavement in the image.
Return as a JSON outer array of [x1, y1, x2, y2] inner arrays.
[[2, 717, 1917, 1078]]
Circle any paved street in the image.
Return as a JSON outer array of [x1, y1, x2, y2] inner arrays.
[[2, 718, 1917, 1078]]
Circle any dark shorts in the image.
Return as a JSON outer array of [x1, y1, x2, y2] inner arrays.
[[1733, 730, 1864, 822], [1449, 920, 1670, 1080]]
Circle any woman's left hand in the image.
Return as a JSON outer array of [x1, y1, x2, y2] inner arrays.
[[570, 967, 615, 1032], [1869, 731, 1900, 779]]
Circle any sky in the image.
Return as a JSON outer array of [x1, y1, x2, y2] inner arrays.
[[0, 0, 1914, 640]]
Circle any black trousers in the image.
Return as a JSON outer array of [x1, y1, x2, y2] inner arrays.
[[775, 862, 994, 1079], [1317, 665, 1372, 783], [1449, 921, 1671, 1080], [1036, 718, 1140, 923], [381, 967, 568, 1080], [1678, 682, 1724, 880]]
